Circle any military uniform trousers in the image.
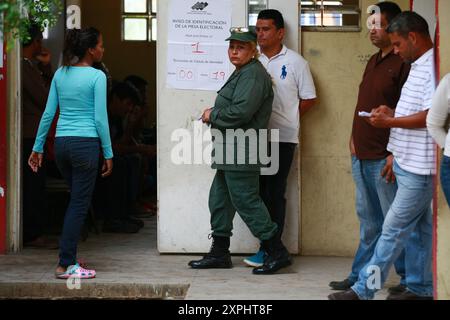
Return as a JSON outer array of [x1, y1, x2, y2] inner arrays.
[[209, 169, 278, 240]]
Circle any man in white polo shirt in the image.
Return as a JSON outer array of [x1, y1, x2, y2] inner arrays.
[[329, 11, 435, 300], [244, 9, 316, 268]]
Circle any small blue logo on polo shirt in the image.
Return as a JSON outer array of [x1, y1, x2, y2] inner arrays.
[[280, 65, 287, 79]]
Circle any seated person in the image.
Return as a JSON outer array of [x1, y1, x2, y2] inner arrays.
[[124, 75, 157, 214], [94, 82, 150, 233], [124, 75, 148, 144]]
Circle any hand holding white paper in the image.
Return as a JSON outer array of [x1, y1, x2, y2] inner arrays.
[[358, 111, 372, 117]]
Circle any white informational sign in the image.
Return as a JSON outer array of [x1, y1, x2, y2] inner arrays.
[[167, 0, 232, 91]]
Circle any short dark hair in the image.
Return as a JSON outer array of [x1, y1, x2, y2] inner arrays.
[[257, 9, 284, 29], [22, 22, 43, 47], [111, 82, 141, 106], [386, 11, 430, 38], [374, 1, 402, 23]]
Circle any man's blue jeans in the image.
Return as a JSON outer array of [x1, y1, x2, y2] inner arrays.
[[349, 156, 405, 284], [352, 160, 433, 299], [55, 137, 100, 267], [440, 155, 450, 207]]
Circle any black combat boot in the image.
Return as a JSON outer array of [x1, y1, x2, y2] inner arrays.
[[252, 236, 291, 275], [188, 235, 233, 269]]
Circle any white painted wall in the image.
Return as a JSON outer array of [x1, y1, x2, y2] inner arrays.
[[157, 0, 300, 253]]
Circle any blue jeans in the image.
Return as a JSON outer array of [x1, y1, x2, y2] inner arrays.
[[349, 156, 405, 284], [440, 155, 450, 207], [55, 137, 100, 267], [352, 160, 433, 299]]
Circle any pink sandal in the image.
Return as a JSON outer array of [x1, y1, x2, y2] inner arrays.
[[56, 263, 96, 279]]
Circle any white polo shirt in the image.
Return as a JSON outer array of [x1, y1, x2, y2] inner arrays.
[[259, 46, 316, 144], [427, 73, 450, 156], [387, 49, 436, 175]]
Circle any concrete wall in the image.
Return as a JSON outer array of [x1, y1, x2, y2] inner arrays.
[[300, 0, 410, 256], [437, 0, 450, 301], [157, 0, 300, 253], [81, 0, 157, 125], [157, 0, 249, 254], [5, 41, 21, 253]]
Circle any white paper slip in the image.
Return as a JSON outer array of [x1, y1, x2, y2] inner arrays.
[[358, 111, 372, 117]]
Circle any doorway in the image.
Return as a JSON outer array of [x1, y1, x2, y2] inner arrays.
[[16, 0, 158, 250]]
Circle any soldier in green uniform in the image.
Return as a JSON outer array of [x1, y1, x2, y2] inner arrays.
[[188, 28, 291, 275]]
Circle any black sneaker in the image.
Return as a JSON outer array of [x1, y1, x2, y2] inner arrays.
[[329, 278, 355, 291]]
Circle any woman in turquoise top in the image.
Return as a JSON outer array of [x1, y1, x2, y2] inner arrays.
[[28, 27, 113, 279]]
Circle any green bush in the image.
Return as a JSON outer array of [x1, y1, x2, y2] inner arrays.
[[0, 0, 63, 49]]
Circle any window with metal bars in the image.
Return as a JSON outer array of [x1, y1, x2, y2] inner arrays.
[[248, 0, 268, 26], [122, 0, 157, 42], [300, 0, 361, 32]]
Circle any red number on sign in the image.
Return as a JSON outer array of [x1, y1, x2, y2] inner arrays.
[[211, 71, 225, 81], [191, 42, 204, 54]]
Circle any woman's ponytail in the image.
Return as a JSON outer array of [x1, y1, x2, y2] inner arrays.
[[63, 28, 81, 66], [62, 27, 100, 67]]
